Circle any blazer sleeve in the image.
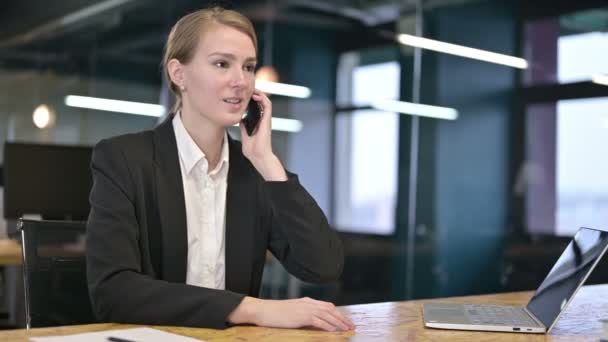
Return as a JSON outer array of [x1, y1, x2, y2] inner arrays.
[[262, 172, 344, 283], [86, 139, 245, 329]]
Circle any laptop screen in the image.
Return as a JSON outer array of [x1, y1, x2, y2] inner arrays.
[[526, 227, 608, 329]]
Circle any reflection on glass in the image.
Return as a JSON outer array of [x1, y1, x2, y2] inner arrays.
[[557, 97, 608, 235], [524, 7, 608, 86], [558, 31, 608, 84], [334, 61, 400, 235], [526, 228, 608, 328], [524, 97, 608, 236]]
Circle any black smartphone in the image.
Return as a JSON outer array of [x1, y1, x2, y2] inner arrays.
[[242, 98, 262, 136]]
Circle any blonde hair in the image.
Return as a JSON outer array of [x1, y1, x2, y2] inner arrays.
[[162, 7, 258, 113]]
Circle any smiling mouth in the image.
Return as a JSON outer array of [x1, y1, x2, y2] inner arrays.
[[223, 98, 243, 105]]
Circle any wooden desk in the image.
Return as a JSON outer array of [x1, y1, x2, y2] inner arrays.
[[1, 284, 607, 341], [0, 238, 21, 266]]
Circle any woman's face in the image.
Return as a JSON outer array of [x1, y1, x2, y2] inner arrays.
[[180, 23, 257, 127]]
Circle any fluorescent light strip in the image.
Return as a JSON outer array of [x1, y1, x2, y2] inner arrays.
[[271, 117, 303, 132], [233, 117, 303, 133], [65, 95, 165, 117], [397, 33, 528, 69], [592, 74, 608, 86], [66, 94, 303, 132], [371, 99, 458, 120], [255, 80, 312, 98]]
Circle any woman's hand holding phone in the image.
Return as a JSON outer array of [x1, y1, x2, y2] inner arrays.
[[239, 89, 287, 181]]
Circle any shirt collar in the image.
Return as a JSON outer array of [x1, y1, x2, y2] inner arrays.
[[172, 111, 229, 176]]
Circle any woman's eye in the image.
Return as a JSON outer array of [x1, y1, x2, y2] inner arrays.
[[245, 65, 256, 73], [214, 61, 228, 68]]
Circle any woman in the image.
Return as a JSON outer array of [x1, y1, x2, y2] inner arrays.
[[85, 7, 354, 332]]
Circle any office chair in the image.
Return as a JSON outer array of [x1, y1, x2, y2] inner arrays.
[[19, 219, 96, 328]]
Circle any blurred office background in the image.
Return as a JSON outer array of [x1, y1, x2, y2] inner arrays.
[[1, 0, 608, 328]]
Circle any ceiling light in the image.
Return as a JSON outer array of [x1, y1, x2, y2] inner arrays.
[[65, 95, 165, 117], [371, 99, 458, 120], [255, 80, 311, 98], [234, 117, 303, 133], [271, 117, 303, 132], [32, 104, 56, 129], [66, 94, 303, 132], [255, 66, 280, 83], [397, 33, 528, 69]]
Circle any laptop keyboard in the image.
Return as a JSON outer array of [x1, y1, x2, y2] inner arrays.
[[464, 305, 540, 327]]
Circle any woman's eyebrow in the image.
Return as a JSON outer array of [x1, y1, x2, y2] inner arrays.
[[207, 52, 257, 63]]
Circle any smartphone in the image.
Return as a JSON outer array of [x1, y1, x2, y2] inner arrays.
[[242, 98, 262, 136]]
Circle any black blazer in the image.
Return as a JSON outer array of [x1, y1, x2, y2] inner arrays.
[[86, 117, 343, 329]]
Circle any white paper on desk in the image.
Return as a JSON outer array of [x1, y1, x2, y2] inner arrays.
[[29, 327, 205, 342]]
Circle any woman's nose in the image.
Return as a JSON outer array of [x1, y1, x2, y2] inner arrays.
[[229, 68, 247, 87]]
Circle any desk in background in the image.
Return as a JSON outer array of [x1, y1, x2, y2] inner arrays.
[[0, 239, 21, 266], [0, 238, 23, 328], [1, 284, 607, 341]]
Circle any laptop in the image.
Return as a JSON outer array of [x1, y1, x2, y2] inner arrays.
[[423, 227, 608, 334]]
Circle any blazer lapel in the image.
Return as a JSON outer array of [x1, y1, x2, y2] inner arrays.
[[225, 136, 255, 294], [153, 117, 188, 283]]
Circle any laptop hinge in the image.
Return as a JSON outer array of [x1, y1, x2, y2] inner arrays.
[[523, 307, 546, 330]]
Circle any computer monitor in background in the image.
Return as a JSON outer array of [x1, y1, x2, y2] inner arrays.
[[3, 142, 93, 220]]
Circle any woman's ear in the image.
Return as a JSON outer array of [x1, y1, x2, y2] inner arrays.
[[167, 58, 185, 89]]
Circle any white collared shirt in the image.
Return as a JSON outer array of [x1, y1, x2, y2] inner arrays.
[[173, 113, 229, 290]]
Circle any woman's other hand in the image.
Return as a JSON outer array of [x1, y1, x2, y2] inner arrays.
[[228, 296, 356, 332]]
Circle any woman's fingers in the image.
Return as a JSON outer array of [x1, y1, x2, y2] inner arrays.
[[310, 315, 338, 332], [252, 92, 271, 117], [316, 309, 350, 331], [311, 299, 355, 329], [301, 298, 354, 331], [328, 308, 355, 330]]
